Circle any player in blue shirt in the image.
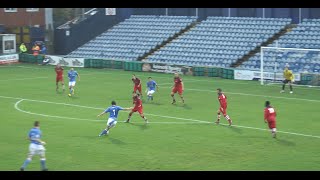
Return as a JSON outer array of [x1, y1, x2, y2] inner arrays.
[[145, 77, 158, 101], [20, 121, 48, 171], [68, 67, 80, 97], [97, 101, 132, 136]]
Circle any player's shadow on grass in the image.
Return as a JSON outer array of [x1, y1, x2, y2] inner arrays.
[[108, 137, 126, 145], [172, 104, 192, 110], [68, 96, 80, 99], [182, 104, 192, 110], [129, 122, 149, 131], [275, 138, 295, 146], [219, 124, 242, 134], [145, 102, 163, 106]]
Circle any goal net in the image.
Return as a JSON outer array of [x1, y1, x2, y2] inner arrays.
[[260, 46, 320, 87]]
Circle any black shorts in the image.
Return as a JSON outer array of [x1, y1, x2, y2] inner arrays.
[[283, 79, 292, 84]]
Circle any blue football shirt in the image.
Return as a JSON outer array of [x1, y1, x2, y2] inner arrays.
[[28, 128, 42, 145], [147, 80, 157, 91], [104, 105, 124, 119], [68, 70, 78, 82]]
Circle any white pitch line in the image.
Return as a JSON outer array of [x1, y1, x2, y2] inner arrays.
[[157, 83, 174, 86], [10, 65, 320, 89], [0, 77, 48, 82], [159, 86, 320, 103], [3, 66, 319, 103], [14, 65, 251, 85], [9, 96, 320, 139], [266, 83, 320, 91], [9, 96, 205, 124], [14, 99, 207, 125], [145, 113, 206, 123], [0, 66, 15, 68], [15, 99, 101, 122], [219, 123, 320, 139]]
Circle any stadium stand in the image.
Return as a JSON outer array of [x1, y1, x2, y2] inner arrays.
[[145, 17, 291, 67], [240, 19, 320, 73], [67, 15, 197, 61]]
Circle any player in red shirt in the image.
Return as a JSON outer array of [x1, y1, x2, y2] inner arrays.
[[264, 101, 277, 138], [215, 88, 232, 126], [125, 93, 148, 123], [132, 74, 142, 96], [55, 64, 65, 92], [171, 73, 185, 104]]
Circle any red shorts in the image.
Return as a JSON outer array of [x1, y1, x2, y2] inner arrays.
[[132, 107, 143, 114], [219, 106, 227, 116], [267, 120, 276, 129], [134, 85, 142, 93], [56, 76, 64, 83], [172, 87, 183, 95]]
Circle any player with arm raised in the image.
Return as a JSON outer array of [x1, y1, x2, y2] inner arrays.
[[68, 68, 80, 97], [97, 101, 132, 136], [132, 74, 142, 97], [125, 93, 148, 123], [171, 73, 185, 104], [280, 65, 294, 94], [20, 121, 48, 171], [55, 64, 65, 92], [215, 88, 232, 126], [264, 101, 277, 138], [145, 77, 158, 101]]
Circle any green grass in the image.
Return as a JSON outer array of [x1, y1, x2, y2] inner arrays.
[[1, 63, 320, 171]]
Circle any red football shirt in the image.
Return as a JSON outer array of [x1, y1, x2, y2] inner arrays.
[[55, 67, 64, 77], [132, 78, 141, 86], [132, 96, 137, 104], [134, 97, 142, 108], [218, 93, 227, 107], [264, 106, 276, 121], [174, 77, 182, 88]]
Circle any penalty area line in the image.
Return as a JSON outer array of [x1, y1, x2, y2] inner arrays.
[[11, 97, 320, 139], [13, 99, 209, 125]]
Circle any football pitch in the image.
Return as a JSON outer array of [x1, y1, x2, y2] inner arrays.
[[1, 63, 320, 171]]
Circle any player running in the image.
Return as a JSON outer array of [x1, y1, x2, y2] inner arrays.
[[280, 65, 294, 94], [132, 74, 142, 96], [171, 73, 185, 104], [215, 88, 232, 126], [125, 93, 148, 123], [97, 100, 132, 136], [20, 121, 48, 171], [264, 101, 277, 138], [68, 68, 80, 97], [55, 64, 65, 92], [145, 77, 158, 101]]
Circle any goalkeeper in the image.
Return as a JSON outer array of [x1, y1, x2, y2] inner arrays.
[[280, 65, 294, 94]]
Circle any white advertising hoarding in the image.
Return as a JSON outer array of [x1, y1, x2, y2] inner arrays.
[[47, 56, 84, 67], [234, 70, 300, 81], [234, 70, 254, 80], [63, 58, 84, 67], [0, 53, 19, 64]]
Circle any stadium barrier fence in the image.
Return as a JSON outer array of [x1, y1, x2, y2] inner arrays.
[[300, 73, 320, 86], [20, 54, 319, 84], [83, 59, 234, 80], [19, 53, 44, 64]]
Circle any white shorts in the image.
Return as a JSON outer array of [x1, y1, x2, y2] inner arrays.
[[29, 143, 45, 156], [107, 118, 117, 127], [69, 81, 76, 87], [147, 90, 155, 95]]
